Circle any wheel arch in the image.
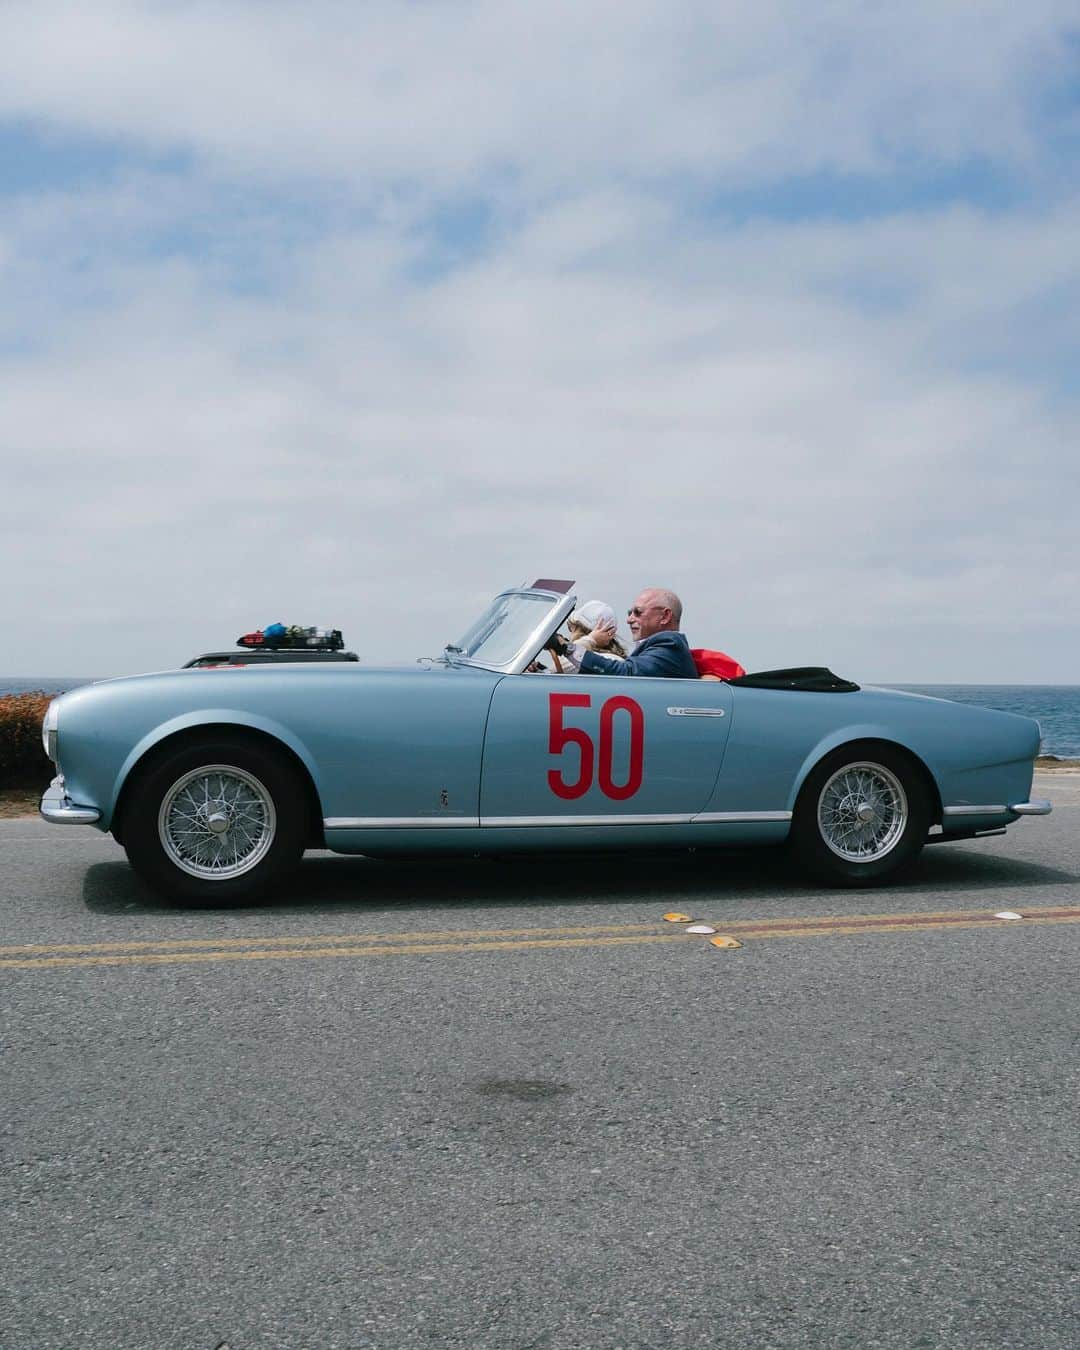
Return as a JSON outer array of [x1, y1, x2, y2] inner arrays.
[[791, 733, 942, 826], [111, 719, 325, 849]]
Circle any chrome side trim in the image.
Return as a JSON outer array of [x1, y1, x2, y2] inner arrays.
[[943, 805, 1008, 816], [1009, 799, 1052, 816], [481, 811, 792, 826], [482, 813, 692, 827], [325, 811, 794, 830], [666, 706, 726, 718], [324, 816, 479, 830], [691, 811, 792, 823]]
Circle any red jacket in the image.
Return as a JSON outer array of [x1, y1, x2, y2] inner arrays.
[[690, 648, 745, 680]]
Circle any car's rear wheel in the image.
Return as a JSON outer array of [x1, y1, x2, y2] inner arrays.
[[123, 737, 306, 902], [790, 743, 931, 887]]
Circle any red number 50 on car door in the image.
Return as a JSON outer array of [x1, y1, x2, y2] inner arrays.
[[547, 692, 644, 801]]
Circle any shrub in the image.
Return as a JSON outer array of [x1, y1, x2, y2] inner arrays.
[[0, 693, 55, 788]]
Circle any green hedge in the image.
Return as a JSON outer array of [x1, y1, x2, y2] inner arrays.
[[0, 693, 54, 788]]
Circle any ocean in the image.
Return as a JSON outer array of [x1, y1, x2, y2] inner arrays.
[[3, 678, 1079, 758], [1, 678, 99, 698]]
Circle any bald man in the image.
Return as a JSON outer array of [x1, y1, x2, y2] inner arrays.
[[558, 587, 699, 679]]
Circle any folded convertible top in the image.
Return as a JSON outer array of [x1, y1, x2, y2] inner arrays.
[[728, 666, 860, 692]]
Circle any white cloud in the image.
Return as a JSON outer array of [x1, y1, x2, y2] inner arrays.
[[0, 1, 1074, 189], [4, 181, 1077, 677], [0, 2, 1077, 681]]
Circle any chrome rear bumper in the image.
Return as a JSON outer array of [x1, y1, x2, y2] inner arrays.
[[40, 776, 101, 825], [1010, 799, 1052, 816]]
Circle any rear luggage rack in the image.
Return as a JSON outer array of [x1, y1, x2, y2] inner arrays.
[[728, 667, 860, 692]]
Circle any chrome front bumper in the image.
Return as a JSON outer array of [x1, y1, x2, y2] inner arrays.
[[40, 776, 101, 825]]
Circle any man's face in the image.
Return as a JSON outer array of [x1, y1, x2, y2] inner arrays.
[[627, 590, 670, 641]]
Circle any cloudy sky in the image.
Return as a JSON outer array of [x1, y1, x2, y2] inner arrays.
[[1, 1, 1077, 681]]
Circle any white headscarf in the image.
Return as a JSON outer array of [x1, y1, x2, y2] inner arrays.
[[568, 600, 618, 633]]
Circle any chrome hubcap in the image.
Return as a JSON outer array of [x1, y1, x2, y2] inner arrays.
[[818, 762, 907, 862], [158, 765, 276, 879]]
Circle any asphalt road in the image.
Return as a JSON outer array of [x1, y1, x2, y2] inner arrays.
[[1, 773, 1078, 1350]]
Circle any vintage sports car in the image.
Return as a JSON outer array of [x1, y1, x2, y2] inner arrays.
[[40, 581, 1051, 901]]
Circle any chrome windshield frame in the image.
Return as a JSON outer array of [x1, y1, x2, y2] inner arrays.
[[445, 588, 578, 674]]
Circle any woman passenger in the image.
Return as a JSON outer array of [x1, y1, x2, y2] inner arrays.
[[566, 600, 628, 659], [538, 600, 627, 672]]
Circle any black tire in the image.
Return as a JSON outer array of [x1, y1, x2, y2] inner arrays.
[[123, 736, 306, 902], [790, 742, 931, 887]]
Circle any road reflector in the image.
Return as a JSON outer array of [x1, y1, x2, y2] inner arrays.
[[685, 924, 716, 934], [709, 935, 742, 949], [663, 912, 693, 923], [994, 911, 1023, 920]]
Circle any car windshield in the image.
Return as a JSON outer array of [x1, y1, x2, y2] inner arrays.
[[447, 591, 564, 669]]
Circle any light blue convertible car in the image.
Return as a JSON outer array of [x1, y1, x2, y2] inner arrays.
[[40, 581, 1050, 901]]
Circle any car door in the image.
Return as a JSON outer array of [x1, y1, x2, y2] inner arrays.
[[479, 673, 732, 824]]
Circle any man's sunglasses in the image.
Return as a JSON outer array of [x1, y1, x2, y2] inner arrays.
[[628, 604, 663, 617]]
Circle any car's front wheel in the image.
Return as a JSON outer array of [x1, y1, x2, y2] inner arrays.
[[790, 743, 931, 887], [123, 737, 306, 902]]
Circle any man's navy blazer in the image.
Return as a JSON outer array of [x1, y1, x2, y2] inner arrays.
[[579, 631, 699, 679]]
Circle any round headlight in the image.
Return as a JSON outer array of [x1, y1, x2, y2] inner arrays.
[[42, 699, 59, 762]]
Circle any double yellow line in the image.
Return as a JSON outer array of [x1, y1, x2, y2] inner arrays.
[[2, 906, 1078, 973]]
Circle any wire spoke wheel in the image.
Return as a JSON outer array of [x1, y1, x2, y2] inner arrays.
[[817, 760, 908, 863], [123, 736, 307, 902], [158, 764, 277, 880], [791, 743, 930, 886]]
